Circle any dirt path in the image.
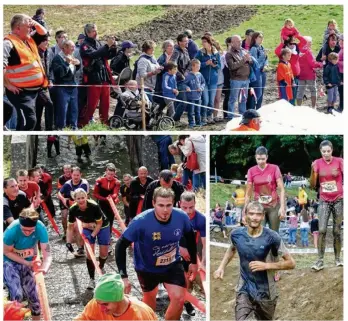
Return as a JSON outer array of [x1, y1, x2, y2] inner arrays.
[[115, 6, 257, 46], [39, 209, 206, 320], [210, 247, 343, 320]]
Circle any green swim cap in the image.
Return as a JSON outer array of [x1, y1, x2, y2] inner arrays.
[[94, 273, 124, 302]]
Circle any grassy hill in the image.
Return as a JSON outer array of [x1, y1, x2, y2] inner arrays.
[[3, 5, 166, 44], [4, 5, 343, 67], [210, 182, 317, 209], [214, 5, 343, 66]]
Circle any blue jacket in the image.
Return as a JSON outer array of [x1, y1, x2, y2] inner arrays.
[[162, 72, 177, 99], [323, 62, 341, 87], [195, 48, 221, 86], [250, 44, 268, 70], [188, 39, 199, 60], [183, 71, 205, 101], [249, 56, 261, 84]]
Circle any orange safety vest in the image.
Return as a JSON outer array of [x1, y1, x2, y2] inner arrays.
[[231, 124, 257, 131], [234, 188, 245, 206], [4, 34, 48, 88]]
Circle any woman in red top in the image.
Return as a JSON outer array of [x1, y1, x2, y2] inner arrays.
[[275, 34, 307, 105], [243, 146, 286, 232], [310, 140, 343, 271]]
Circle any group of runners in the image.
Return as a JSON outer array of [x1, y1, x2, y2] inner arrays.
[[3, 162, 206, 320], [4, 9, 344, 131], [213, 139, 343, 320]]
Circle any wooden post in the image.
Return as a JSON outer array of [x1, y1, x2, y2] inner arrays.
[[140, 77, 146, 130]]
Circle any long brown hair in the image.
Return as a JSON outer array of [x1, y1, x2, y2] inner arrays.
[[300, 209, 309, 222], [250, 32, 263, 48]]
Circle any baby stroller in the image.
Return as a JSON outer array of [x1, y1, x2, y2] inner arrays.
[[109, 90, 175, 130]]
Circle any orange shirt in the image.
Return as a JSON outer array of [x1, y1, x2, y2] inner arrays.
[[231, 124, 257, 131], [73, 297, 158, 321]]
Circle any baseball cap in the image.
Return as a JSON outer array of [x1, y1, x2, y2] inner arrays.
[[77, 34, 85, 40], [94, 273, 124, 303], [240, 109, 260, 125], [245, 29, 254, 36], [122, 40, 137, 49]]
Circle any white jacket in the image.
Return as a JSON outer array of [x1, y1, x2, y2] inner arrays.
[[180, 136, 206, 174]]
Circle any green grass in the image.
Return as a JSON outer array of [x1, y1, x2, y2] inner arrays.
[[4, 5, 342, 67], [210, 183, 317, 208], [4, 5, 166, 46], [211, 5, 343, 67]]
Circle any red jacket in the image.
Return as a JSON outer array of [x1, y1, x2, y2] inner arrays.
[[298, 49, 322, 80], [41, 172, 52, 196], [93, 176, 120, 202], [275, 35, 307, 77]]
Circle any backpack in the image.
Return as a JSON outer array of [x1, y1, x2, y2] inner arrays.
[[132, 55, 155, 80]]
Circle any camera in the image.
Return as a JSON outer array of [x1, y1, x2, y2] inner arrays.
[[211, 58, 218, 65]]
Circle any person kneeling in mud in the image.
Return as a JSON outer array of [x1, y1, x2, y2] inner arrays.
[[214, 201, 295, 320]]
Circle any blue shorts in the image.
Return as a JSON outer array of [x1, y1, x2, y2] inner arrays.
[[3, 261, 41, 316], [83, 227, 110, 245], [327, 86, 338, 103]]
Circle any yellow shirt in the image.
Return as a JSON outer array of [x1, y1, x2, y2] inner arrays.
[[73, 297, 158, 321]]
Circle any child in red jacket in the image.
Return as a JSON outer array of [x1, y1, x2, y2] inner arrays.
[[277, 48, 295, 101], [281, 18, 300, 42]]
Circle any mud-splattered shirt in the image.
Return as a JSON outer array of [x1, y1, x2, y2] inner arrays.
[[231, 226, 288, 301], [247, 164, 282, 208], [312, 157, 343, 202]]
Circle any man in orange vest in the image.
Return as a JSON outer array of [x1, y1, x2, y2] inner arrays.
[[4, 14, 48, 130], [231, 109, 261, 131]]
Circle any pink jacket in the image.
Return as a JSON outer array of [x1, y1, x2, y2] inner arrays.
[[298, 49, 322, 80], [275, 35, 307, 77], [281, 26, 299, 40], [338, 48, 344, 74]]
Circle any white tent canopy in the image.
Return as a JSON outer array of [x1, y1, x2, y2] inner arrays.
[[225, 100, 343, 134]]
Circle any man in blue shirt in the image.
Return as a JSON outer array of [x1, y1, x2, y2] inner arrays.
[[115, 187, 198, 320], [3, 208, 52, 320], [180, 191, 206, 316], [214, 201, 295, 320]]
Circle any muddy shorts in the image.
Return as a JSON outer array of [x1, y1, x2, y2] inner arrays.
[[136, 261, 186, 292], [83, 226, 110, 245], [235, 293, 277, 321], [3, 261, 41, 316]]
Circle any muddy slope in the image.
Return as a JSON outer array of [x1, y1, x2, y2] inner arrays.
[[210, 247, 343, 321], [116, 6, 257, 45]]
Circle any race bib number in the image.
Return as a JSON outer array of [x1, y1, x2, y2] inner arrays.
[[258, 195, 273, 204], [155, 249, 176, 266], [321, 181, 338, 193], [13, 248, 34, 259]]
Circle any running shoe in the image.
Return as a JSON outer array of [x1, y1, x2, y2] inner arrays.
[[74, 248, 85, 258], [311, 260, 324, 271], [336, 259, 344, 267], [184, 302, 196, 316], [87, 279, 95, 290]]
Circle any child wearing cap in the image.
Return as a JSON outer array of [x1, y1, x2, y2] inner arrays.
[[74, 273, 158, 320], [323, 52, 342, 114]]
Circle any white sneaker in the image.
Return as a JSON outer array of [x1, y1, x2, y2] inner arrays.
[[87, 279, 95, 290]]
